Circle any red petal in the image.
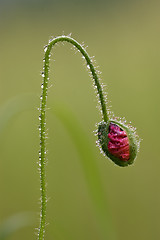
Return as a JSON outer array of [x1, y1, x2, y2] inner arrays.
[[108, 123, 130, 161]]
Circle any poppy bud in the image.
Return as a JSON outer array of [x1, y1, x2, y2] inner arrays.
[[97, 120, 139, 167]]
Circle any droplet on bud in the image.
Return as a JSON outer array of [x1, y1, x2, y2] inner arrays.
[[97, 120, 139, 167]]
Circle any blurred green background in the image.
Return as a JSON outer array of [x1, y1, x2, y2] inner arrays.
[[0, 0, 160, 239]]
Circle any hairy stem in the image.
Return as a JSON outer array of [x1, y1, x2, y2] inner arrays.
[[38, 35, 108, 240]]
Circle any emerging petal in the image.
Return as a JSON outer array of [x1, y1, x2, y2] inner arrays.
[[108, 123, 130, 161], [97, 121, 139, 167]]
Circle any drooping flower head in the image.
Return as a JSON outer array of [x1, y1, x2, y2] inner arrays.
[[97, 120, 139, 167]]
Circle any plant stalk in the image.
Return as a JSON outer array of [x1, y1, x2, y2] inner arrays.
[[38, 35, 108, 240]]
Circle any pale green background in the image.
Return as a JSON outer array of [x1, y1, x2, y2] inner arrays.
[[0, 0, 160, 239]]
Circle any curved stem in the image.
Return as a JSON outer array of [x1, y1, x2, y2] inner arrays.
[[38, 35, 108, 240]]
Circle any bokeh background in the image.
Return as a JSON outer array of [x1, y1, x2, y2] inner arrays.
[[0, 0, 160, 239]]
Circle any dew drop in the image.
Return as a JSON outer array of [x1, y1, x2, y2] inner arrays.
[[41, 72, 45, 77], [87, 64, 90, 70], [49, 38, 53, 43], [44, 45, 48, 52], [41, 84, 44, 89]]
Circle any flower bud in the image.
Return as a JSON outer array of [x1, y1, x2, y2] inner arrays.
[[97, 120, 139, 167]]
